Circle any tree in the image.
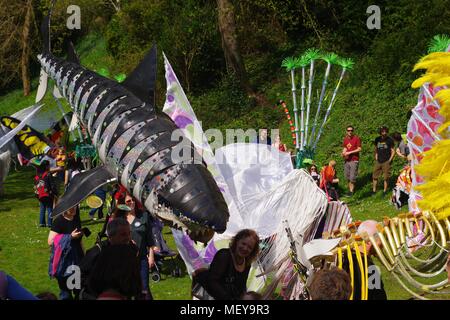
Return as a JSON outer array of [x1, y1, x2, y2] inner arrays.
[[21, 0, 33, 96], [0, 0, 39, 94], [216, 0, 254, 97]]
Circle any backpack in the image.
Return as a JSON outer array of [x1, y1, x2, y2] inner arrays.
[[34, 172, 51, 200]]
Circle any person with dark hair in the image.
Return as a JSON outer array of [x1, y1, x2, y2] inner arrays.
[[88, 244, 141, 300], [34, 160, 56, 227], [48, 207, 84, 300], [64, 156, 82, 188], [193, 229, 260, 300], [372, 126, 395, 195], [308, 268, 352, 300], [254, 129, 271, 145], [309, 165, 320, 186], [342, 125, 361, 196], [124, 193, 155, 300], [79, 218, 134, 300]]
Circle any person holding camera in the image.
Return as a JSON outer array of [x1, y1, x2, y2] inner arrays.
[[79, 218, 135, 300], [372, 126, 395, 196], [48, 206, 86, 300]]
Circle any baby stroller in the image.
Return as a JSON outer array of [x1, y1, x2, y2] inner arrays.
[[149, 218, 182, 282]]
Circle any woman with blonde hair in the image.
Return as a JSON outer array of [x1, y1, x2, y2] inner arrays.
[[193, 229, 260, 300]]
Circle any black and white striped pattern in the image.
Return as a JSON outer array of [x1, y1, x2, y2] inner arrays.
[[37, 53, 229, 238]]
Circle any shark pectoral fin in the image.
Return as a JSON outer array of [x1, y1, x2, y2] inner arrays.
[[36, 69, 48, 103], [122, 44, 157, 106], [52, 165, 116, 217]]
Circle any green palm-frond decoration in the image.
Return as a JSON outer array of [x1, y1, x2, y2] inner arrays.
[[337, 57, 355, 70], [321, 52, 339, 64], [305, 48, 321, 61], [428, 34, 450, 53], [297, 53, 311, 67], [282, 56, 298, 71]]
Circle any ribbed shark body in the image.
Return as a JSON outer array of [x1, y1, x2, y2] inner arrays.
[[37, 48, 229, 241]]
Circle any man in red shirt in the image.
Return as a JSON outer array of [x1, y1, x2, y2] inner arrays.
[[342, 126, 362, 196]]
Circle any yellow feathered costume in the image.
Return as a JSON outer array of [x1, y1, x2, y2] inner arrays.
[[412, 42, 450, 220]]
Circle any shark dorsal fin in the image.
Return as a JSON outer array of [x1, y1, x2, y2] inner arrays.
[[67, 41, 80, 65], [122, 44, 157, 105]]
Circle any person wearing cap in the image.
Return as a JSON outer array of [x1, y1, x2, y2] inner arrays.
[[372, 126, 395, 195]]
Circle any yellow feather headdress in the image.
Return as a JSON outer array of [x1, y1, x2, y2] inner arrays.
[[413, 49, 450, 220]]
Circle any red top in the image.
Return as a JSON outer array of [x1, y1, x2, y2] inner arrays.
[[343, 135, 361, 162]]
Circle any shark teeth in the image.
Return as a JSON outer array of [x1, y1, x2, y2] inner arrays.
[[146, 195, 210, 238]]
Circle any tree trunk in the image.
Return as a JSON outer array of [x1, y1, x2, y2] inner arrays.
[[21, 0, 32, 97], [216, 0, 254, 97]]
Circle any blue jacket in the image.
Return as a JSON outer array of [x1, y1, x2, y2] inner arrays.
[[48, 234, 81, 278]]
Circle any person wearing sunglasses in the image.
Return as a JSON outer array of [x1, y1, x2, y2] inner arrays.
[[123, 193, 155, 300], [342, 125, 361, 196]]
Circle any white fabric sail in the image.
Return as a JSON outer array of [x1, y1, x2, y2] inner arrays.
[[213, 143, 294, 239], [11, 103, 60, 133], [162, 55, 330, 297], [0, 104, 44, 150]]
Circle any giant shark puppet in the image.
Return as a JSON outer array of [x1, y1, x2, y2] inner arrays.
[[36, 16, 229, 242]]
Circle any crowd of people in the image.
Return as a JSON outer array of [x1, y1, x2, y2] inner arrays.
[[0, 141, 176, 300], [297, 125, 412, 202], [0, 124, 430, 301]]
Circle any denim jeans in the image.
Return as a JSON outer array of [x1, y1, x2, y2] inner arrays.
[[88, 206, 103, 219], [39, 198, 53, 227], [57, 276, 80, 300], [140, 257, 149, 292]]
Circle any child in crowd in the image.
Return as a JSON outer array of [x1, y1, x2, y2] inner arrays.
[[34, 160, 56, 227], [309, 165, 320, 186]]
